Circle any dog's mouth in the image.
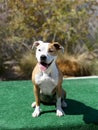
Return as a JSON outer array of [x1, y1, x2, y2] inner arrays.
[[39, 60, 54, 71]]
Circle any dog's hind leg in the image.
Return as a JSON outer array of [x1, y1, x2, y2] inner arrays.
[[61, 100, 67, 108], [31, 102, 36, 108], [61, 89, 67, 108]]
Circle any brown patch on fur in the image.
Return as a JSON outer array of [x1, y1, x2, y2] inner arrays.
[[48, 42, 63, 56], [48, 43, 58, 56]]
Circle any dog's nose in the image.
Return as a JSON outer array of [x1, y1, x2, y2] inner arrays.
[[40, 55, 47, 61]]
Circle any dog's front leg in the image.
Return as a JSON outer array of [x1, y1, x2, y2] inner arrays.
[[32, 85, 41, 117], [56, 85, 65, 117]]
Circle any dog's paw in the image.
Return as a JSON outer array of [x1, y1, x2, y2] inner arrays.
[[31, 102, 36, 108], [56, 107, 64, 117], [32, 106, 40, 117]]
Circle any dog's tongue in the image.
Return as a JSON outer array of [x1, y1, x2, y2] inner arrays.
[[39, 63, 47, 71]]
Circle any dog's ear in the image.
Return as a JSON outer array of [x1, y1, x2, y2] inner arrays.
[[32, 41, 43, 49], [53, 42, 64, 53]]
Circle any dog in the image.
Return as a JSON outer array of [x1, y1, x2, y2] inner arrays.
[[31, 41, 67, 117]]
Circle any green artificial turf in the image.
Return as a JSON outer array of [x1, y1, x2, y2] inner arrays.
[[0, 78, 98, 130]]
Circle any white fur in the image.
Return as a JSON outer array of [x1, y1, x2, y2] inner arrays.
[[35, 62, 58, 95], [31, 102, 36, 108], [56, 97, 64, 116], [32, 106, 41, 117], [36, 42, 57, 64]]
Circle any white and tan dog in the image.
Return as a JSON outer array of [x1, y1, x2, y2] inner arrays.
[[31, 41, 67, 117]]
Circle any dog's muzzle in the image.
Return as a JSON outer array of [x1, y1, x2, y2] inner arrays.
[[39, 55, 54, 71]]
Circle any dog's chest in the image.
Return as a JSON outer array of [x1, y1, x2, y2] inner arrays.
[[35, 71, 58, 95]]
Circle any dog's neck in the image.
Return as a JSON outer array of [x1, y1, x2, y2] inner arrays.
[[35, 60, 58, 89]]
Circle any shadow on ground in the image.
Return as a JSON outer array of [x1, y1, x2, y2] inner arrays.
[[33, 98, 98, 125], [63, 99, 98, 125]]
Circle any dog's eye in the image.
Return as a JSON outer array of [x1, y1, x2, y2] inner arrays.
[[38, 49, 41, 51], [49, 50, 54, 53]]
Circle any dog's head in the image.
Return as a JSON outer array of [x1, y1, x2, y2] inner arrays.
[[32, 41, 64, 71]]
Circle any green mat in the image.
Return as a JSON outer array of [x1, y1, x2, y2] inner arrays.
[[0, 78, 98, 130]]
